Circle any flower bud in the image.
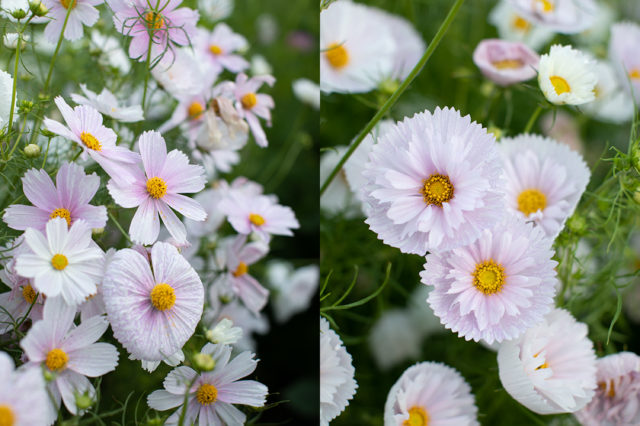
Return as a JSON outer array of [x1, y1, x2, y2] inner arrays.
[[29, 1, 48, 17], [193, 353, 216, 372], [24, 144, 40, 158], [487, 125, 503, 141], [18, 100, 34, 114], [91, 227, 104, 237], [75, 393, 93, 410], [566, 214, 586, 236], [11, 9, 27, 19]]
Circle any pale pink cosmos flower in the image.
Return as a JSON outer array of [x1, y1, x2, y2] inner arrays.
[[43, 97, 140, 184], [158, 91, 210, 142], [20, 297, 119, 421], [15, 218, 105, 306], [211, 235, 269, 313], [107, 130, 207, 245], [218, 191, 299, 242], [422, 215, 557, 344], [41, 0, 103, 43], [147, 343, 268, 425], [111, 0, 199, 62], [609, 22, 640, 102], [508, 0, 598, 34], [0, 351, 49, 426], [71, 84, 144, 123], [4, 162, 107, 232], [102, 242, 204, 361], [575, 351, 640, 425], [473, 39, 539, 86], [195, 23, 249, 75]]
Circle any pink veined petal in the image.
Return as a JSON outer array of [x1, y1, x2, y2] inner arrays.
[[163, 365, 198, 395], [107, 179, 148, 209], [44, 18, 65, 43], [215, 401, 247, 425], [43, 118, 78, 142], [22, 168, 59, 211], [3, 204, 50, 231], [73, 3, 99, 27], [211, 351, 257, 384], [43, 297, 76, 344], [156, 200, 187, 244], [67, 342, 118, 377], [61, 315, 109, 352], [217, 380, 268, 407], [63, 13, 84, 41], [62, 219, 92, 253], [72, 204, 108, 229], [53, 96, 81, 134], [163, 193, 207, 221], [139, 131, 168, 178], [19, 321, 53, 362], [129, 198, 160, 245], [161, 150, 206, 194], [56, 162, 100, 210], [147, 390, 185, 410]]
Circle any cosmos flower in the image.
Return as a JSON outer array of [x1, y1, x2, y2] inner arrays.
[[71, 84, 144, 122], [537, 44, 598, 105], [0, 351, 49, 426], [205, 318, 243, 346], [102, 242, 204, 361], [147, 343, 268, 425], [498, 308, 597, 414], [320, 317, 357, 426], [41, 0, 102, 43], [4, 162, 107, 232], [107, 130, 207, 245], [369, 309, 422, 371], [499, 134, 590, 238], [575, 351, 640, 425], [609, 22, 640, 102], [292, 78, 320, 110], [195, 23, 249, 75], [43, 97, 140, 184], [151, 48, 209, 99], [20, 297, 119, 420], [158, 90, 210, 142], [363, 107, 505, 255], [472, 39, 539, 86], [15, 218, 105, 306], [384, 362, 479, 426], [0, 70, 17, 129], [422, 215, 557, 344], [507, 0, 598, 34], [90, 30, 131, 73], [489, 0, 554, 51], [581, 59, 635, 124], [198, 0, 234, 21], [266, 261, 319, 323]]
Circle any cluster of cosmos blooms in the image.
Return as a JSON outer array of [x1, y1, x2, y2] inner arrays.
[[0, 0, 320, 425], [320, 0, 640, 426]]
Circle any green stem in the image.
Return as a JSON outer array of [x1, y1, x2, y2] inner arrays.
[[319, 0, 466, 196], [177, 376, 198, 426], [6, 115, 29, 160], [140, 34, 154, 111], [523, 105, 543, 134], [6, 33, 22, 152], [108, 211, 132, 244], [41, 136, 52, 168]]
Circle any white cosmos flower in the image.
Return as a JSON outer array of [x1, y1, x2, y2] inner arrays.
[[0, 351, 49, 426], [320, 317, 357, 425], [489, 0, 554, 51], [508, 0, 598, 34], [582, 59, 635, 124], [538, 44, 598, 105], [498, 308, 597, 414], [71, 84, 144, 123], [206, 318, 243, 345]]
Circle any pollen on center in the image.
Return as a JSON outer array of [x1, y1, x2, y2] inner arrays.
[[535, 0, 554, 13], [150, 283, 176, 311], [512, 16, 531, 32], [241, 92, 258, 110], [325, 42, 349, 69], [403, 406, 429, 426], [46, 348, 68, 371], [50, 208, 72, 226], [196, 383, 218, 406], [249, 213, 265, 226], [421, 174, 454, 207], [233, 261, 248, 277], [60, 0, 76, 9], [80, 132, 102, 151], [188, 101, 205, 119], [209, 45, 223, 55], [145, 11, 165, 30], [146, 177, 167, 199], [0, 404, 15, 426], [51, 254, 68, 271], [472, 259, 506, 295], [550, 75, 571, 95], [517, 188, 547, 216]]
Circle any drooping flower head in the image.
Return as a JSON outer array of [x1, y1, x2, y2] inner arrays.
[[537, 44, 598, 105], [107, 130, 207, 245], [102, 242, 204, 361], [0, 351, 49, 426], [320, 317, 357, 425], [71, 84, 144, 122], [4, 162, 107, 232], [147, 343, 268, 425], [43, 97, 140, 184], [15, 218, 105, 306], [489, 0, 554, 51], [575, 351, 640, 425], [20, 297, 119, 420], [507, 0, 598, 34], [472, 39, 539, 86], [498, 308, 597, 414], [41, 0, 102, 43], [384, 362, 479, 426], [363, 107, 505, 255], [500, 134, 590, 238], [609, 22, 640, 102], [195, 23, 249, 75], [422, 215, 557, 344]]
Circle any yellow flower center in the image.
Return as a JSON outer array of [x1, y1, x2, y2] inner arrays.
[[249, 213, 265, 226], [534, 0, 554, 12], [145, 11, 165, 30], [146, 177, 167, 199], [232, 261, 248, 277], [80, 132, 102, 151], [51, 254, 68, 271], [629, 68, 640, 80], [0, 405, 15, 426], [472, 259, 506, 295], [60, 0, 76, 9], [535, 361, 550, 370], [150, 283, 176, 311], [196, 383, 218, 406], [325, 42, 349, 69], [188, 102, 205, 119], [45, 348, 68, 371], [241, 92, 257, 110], [550, 76, 571, 95], [22, 285, 37, 304], [421, 174, 454, 206], [492, 59, 524, 70], [403, 406, 429, 426], [512, 16, 531, 32], [209, 45, 223, 55], [50, 208, 71, 226], [598, 380, 616, 398], [517, 188, 547, 215]]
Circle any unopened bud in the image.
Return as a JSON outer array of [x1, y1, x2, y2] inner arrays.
[[193, 353, 216, 372], [19, 100, 34, 114], [24, 144, 40, 158], [11, 9, 27, 19], [378, 78, 399, 95], [29, 1, 48, 17], [92, 227, 104, 236], [566, 214, 586, 235], [75, 393, 93, 410]]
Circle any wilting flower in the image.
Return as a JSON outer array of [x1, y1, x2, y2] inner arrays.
[[102, 242, 204, 361], [4, 162, 107, 232], [0, 351, 49, 425], [267, 261, 319, 323], [15, 218, 105, 306], [537, 44, 598, 105], [107, 130, 207, 245], [575, 351, 640, 425], [507, 0, 598, 34], [423, 215, 557, 344], [609, 22, 640, 102], [41, 0, 102, 43], [71, 84, 144, 122], [363, 107, 505, 255], [369, 309, 422, 371], [320, 317, 357, 425], [195, 23, 249, 75], [0, 70, 17, 129], [472, 39, 539, 86], [384, 362, 479, 425], [498, 308, 597, 414], [20, 298, 119, 419], [43, 97, 140, 184], [489, 0, 554, 51], [147, 343, 268, 425], [500, 134, 590, 238]]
